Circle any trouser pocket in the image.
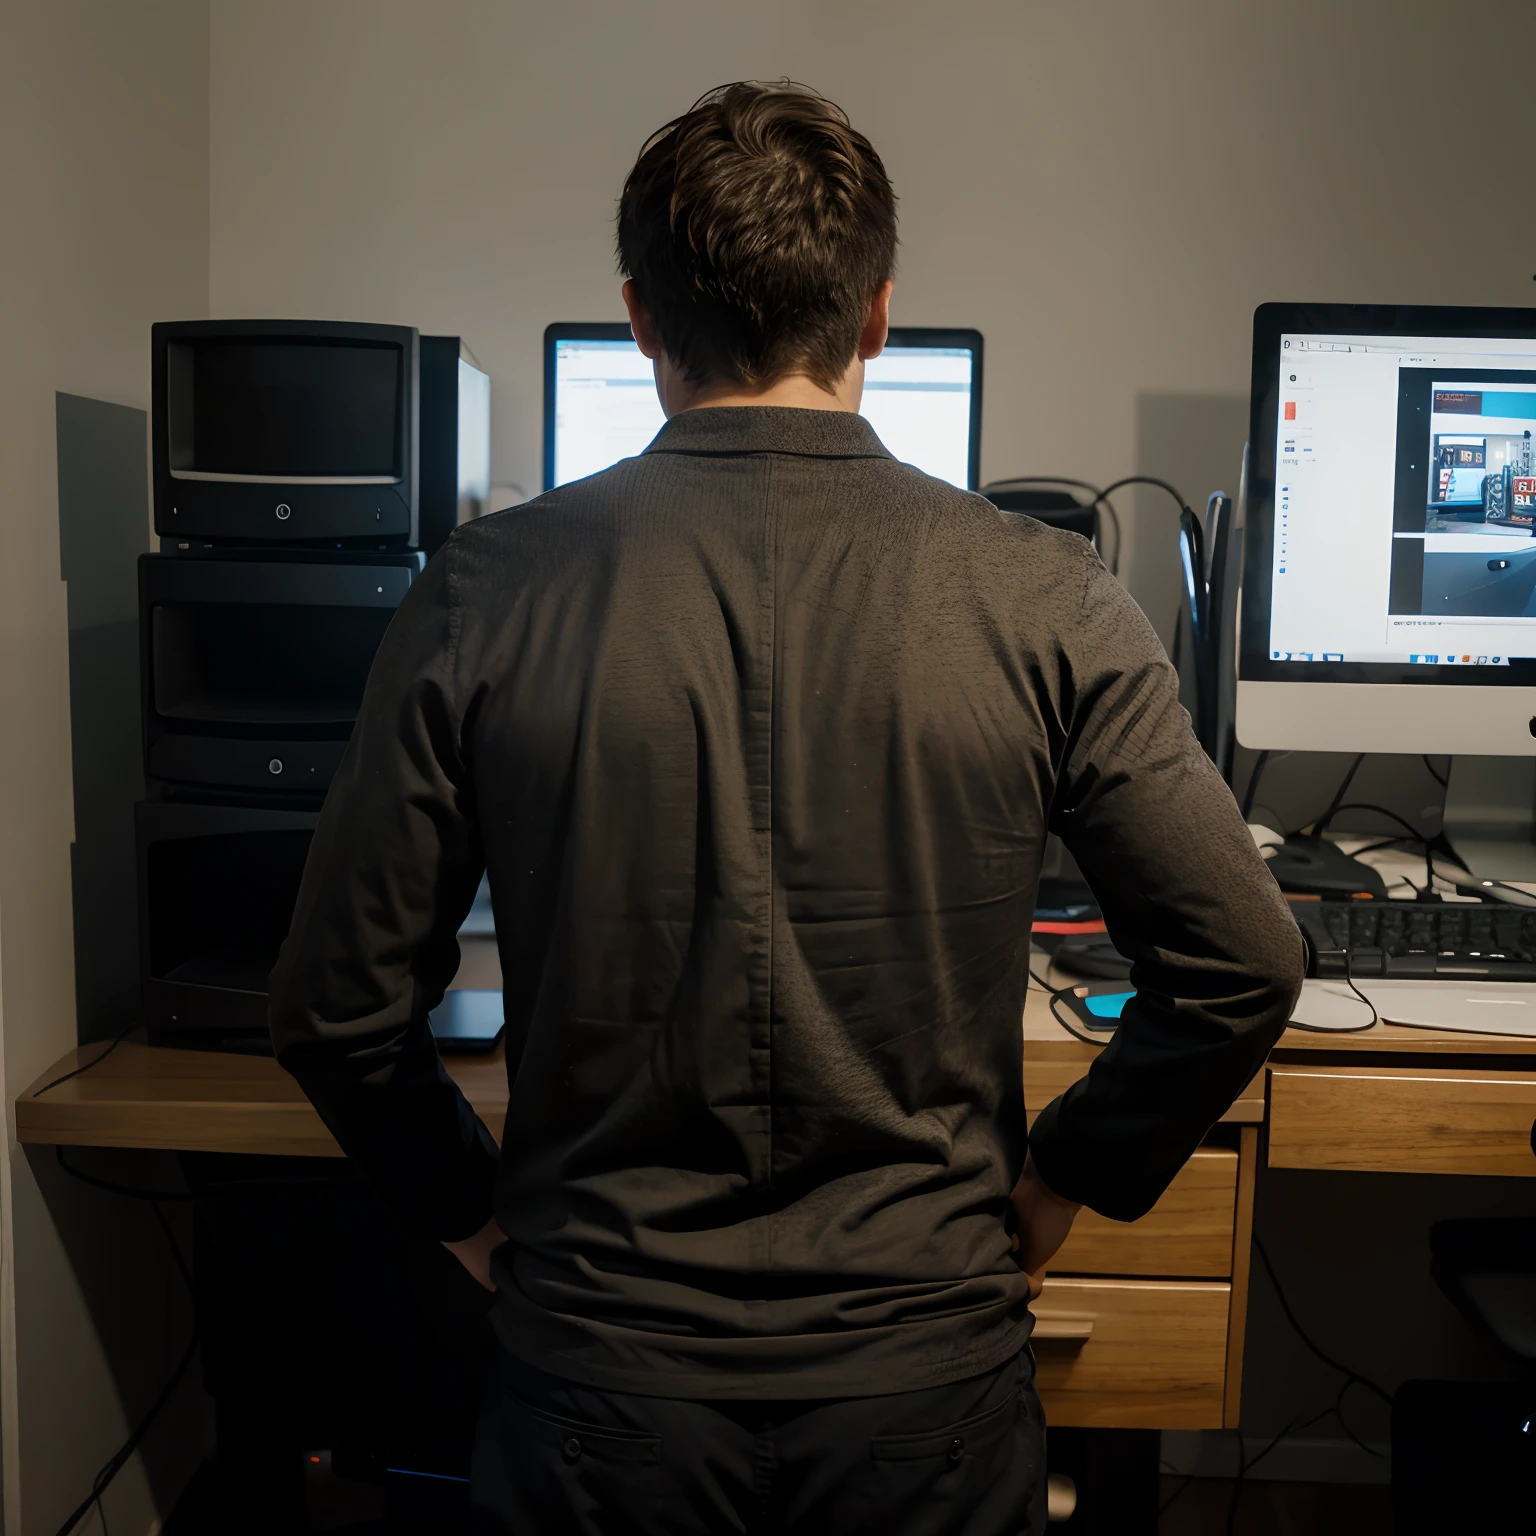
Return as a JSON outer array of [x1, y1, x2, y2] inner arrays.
[[870, 1392, 1019, 1470], [472, 1387, 663, 1533], [852, 1385, 1042, 1535]]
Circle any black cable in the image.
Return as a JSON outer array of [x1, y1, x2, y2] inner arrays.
[[1317, 754, 1365, 831], [32, 1019, 142, 1098], [1339, 949, 1379, 1031], [1247, 802, 1291, 837], [1310, 799, 1423, 844], [1253, 1233, 1392, 1409], [53, 1154, 199, 1536], [1030, 966, 1112, 1049], [1332, 1377, 1387, 1461], [1157, 1472, 1197, 1517], [1283, 939, 1379, 1035], [1422, 754, 1449, 789], [1098, 474, 1194, 518], [982, 476, 1121, 574], [55, 1145, 194, 1202], [1240, 751, 1271, 822], [1223, 1402, 1338, 1534], [1311, 801, 1436, 892]]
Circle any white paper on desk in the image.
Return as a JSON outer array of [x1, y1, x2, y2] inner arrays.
[[1290, 978, 1377, 1031], [1355, 979, 1536, 1036]]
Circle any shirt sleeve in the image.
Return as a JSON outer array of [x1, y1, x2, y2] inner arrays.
[[1026, 547, 1304, 1221], [268, 543, 500, 1241]]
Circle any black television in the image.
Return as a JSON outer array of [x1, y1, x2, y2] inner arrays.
[[152, 319, 420, 548]]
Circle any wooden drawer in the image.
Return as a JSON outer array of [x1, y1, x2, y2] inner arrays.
[[1031, 1277, 1230, 1429], [1269, 1066, 1536, 1177], [1025, 1060, 1265, 1126], [1050, 1148, 1237, 1278]]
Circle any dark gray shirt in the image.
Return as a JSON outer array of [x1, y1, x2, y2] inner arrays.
[[270, 407, 1302, 1399]]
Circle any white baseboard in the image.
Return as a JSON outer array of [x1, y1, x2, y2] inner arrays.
[[1160, 1429, 1391, 1485]]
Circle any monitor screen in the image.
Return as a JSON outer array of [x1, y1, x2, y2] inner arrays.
[[545, 325, 982, 491], [169, 338, 404, 481], [1248, 315, 1536, 676]]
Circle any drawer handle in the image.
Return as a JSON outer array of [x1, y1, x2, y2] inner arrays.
[[1032, 1313, 1095, 1343]]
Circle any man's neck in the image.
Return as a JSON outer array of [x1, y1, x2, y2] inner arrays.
[[664, 362, 864, 417]]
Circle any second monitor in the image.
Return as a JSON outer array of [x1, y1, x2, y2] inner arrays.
[[544, 323, 983, 492]]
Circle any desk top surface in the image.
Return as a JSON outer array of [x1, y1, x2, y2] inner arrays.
[[18, 966, 1536, 1157]]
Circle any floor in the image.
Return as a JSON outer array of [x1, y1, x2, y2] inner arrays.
[[1158, 1476, 1393, 1535], [168, 1463, 1400, 1535]]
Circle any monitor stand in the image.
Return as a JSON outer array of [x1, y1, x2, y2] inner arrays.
[[1443, 757, 1536, 882]]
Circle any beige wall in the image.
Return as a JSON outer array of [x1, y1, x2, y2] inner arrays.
[[1, 1, 1528, 1520], [210, 0, 1536, 640], [205, 0, 1536, 1480], [0, 3, 210, 1532]]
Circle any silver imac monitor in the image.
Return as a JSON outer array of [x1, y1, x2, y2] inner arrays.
[[542, 323, 983, 492], [1237, 303, 1536, 877]]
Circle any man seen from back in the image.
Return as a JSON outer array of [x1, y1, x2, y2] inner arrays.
[[270, 80, 1303, 1536]]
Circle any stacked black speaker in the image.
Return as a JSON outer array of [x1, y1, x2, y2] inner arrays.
[[138, 321, 489, 1047]]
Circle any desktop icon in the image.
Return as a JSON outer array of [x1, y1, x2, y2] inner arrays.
[[1477, 655, 1489, 664]]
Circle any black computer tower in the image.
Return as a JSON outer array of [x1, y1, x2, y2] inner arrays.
[[419, 335, 490, 557]]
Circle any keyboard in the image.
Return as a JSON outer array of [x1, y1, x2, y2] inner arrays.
[[1294, 899, 1536, 982]]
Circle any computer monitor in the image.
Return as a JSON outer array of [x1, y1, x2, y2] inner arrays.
[[543, 323, 982, 492], [1238, 303, 1536, 757], [153, 320, 421, 548], [1238, 303, 1536, 879]]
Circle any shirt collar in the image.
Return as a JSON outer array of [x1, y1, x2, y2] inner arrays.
[[641, 406, 894, 463]]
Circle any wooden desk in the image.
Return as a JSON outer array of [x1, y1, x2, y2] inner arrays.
[[18, 970, 1536, 1435], [15, 1038, 506, 1159]]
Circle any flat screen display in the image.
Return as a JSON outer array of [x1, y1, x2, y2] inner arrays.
[[173, 339, 402, 480], [1258, 327, 1536, 671], [545, 326, 981, 490]]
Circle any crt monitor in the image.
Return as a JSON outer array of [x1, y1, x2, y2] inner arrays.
[[152, 319, 420, 548], [543, 323, 983, 492]]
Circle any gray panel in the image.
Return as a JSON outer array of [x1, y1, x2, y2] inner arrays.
[[56, 393, 150, 1044]]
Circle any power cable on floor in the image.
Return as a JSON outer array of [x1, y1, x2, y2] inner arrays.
[[52, 1148, 199, 1536], [1253, 1232, 1392, 1409]]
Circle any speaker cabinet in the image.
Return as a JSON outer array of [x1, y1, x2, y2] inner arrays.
[[137, 800, 317, 1044], [140, 548, 422, 800]]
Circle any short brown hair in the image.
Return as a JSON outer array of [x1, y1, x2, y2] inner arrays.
[[616, 81, 897, 390]]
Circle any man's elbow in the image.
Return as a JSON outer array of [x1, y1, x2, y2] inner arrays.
[[266, 958, 315, 1066], [1248, 915, 1306, 1043]]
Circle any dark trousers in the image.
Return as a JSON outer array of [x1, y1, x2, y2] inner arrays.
[[470, 1347, 1046, 1535]]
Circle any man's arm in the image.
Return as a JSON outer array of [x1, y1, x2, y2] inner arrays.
[[269, 547, 500, 1242], [1027, 550, 1304, 1222]]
